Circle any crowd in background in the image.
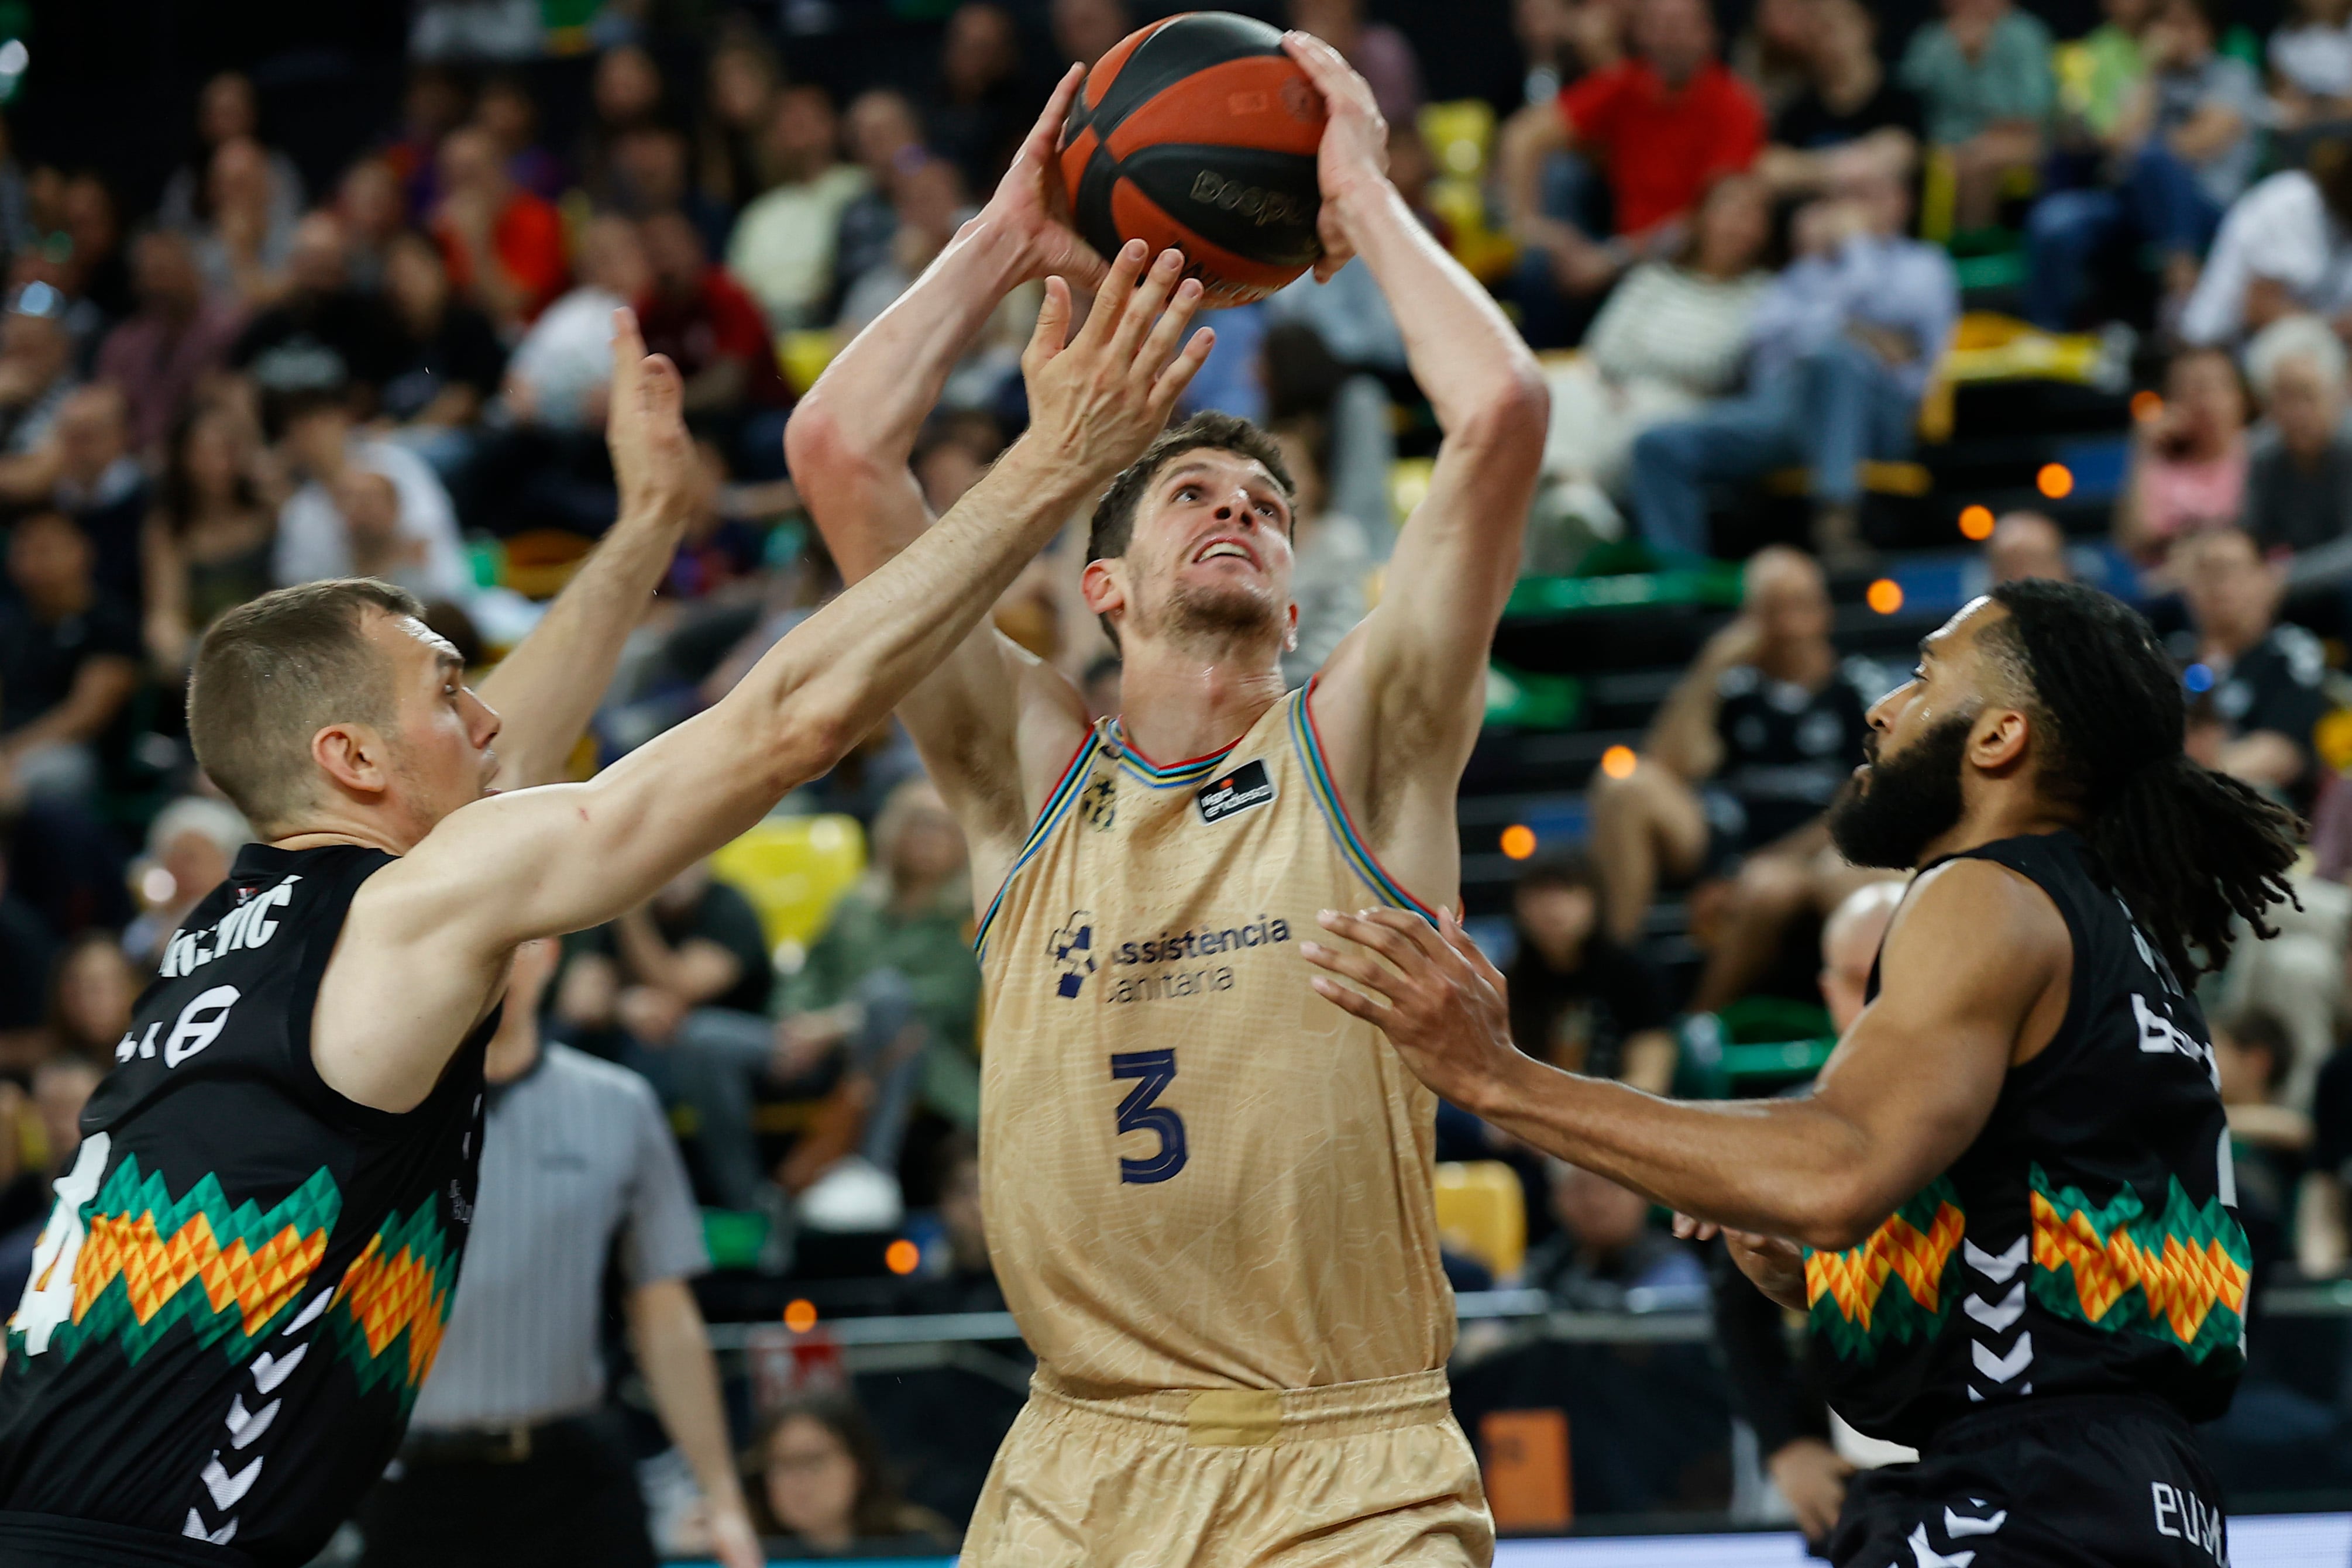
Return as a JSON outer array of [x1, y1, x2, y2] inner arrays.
[[12, 0, 2352, 1552]]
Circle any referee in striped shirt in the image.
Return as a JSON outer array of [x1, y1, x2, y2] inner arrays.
[[355, 938, 762, 1568]]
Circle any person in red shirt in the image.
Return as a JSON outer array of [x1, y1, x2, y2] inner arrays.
[[637, 209, 793, 477], [433, 125, 570, 331], [1501, 0, 1765, 335]]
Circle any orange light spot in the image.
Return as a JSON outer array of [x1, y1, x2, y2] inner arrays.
[[1958, 504, 1995, 541], [885, 1239, 921, 1275], [2131, 390, 2163, 422], [2037, 463, 2074, 500], [783, 1298, 819, 1333], [1866, 579, 1904, 615], [1500, 824, 1537, 860], [1600, 744, 1638, 780]]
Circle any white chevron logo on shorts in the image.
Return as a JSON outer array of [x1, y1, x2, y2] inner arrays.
[[1963, 1282, 2025, 1334], [1964, 1237, 2027, 1284], [182, 1509, 237, 1545], [1971, 1332, 2034, 1384], [252, 1344, 307, 1393], [1944, 1506, 2009, 1537], [201, 1451, 263, 1509], [283, 1288, 332, 1335], [224, 1394, 280, 1450], [1907, 1522, 1976, 1567]]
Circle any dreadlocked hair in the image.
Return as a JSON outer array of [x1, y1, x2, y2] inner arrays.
[[1982, 579, 2302, 979]]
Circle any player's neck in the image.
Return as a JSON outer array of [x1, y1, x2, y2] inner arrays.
[[1916, 783, 2082, 866], [269, 800, 435, 858], [1115, 641, 1288, 764]]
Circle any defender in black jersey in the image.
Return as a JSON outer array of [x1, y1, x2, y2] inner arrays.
[[0, 218, 1214, 1568], [1308, 578, 2302, 1567]]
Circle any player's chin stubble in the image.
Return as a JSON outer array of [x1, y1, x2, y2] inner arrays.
[[1827, 711, 1975, 870]]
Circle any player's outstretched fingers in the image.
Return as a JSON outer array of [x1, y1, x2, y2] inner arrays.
[[1134, 274, 1205, 379], [608, 307, 646, 421], [1672, 1214, 1721, 1242], [1439, 907, 1506, 989], [1149, 323, 1216, 418], [1079, 239, 1149, 346], [1307, 971, 1394, 1024], [1022, 276, 1075, 381], [1336, 906, 1452, 969], [639, 350, 683, 426], [1022, 64, 1086, 167]]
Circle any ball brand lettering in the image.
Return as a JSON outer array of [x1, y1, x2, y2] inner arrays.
[[158, 877, 302, 979], [1188, 170, 1308, 229]]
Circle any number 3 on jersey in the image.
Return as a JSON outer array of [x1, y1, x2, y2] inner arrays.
[[1110, 1050, 1187, 1184]]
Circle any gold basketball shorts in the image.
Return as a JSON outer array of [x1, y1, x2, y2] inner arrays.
[[959, 1366, 1494, 1567]]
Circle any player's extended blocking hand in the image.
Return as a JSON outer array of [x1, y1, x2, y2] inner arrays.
[[1019, 239, 1213, 486], [604, 306, 696, 528], [986, 62, 1110, 291], [1281, 30, 1391, 283], [1300, 906, 1521, 1109]]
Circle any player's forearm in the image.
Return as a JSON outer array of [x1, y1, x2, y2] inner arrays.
[[1467, 1054, 1882, 1249], [478, 498, 683, 787], [627, 1280, 751, 1517], [1330, 181, 1545, 441]]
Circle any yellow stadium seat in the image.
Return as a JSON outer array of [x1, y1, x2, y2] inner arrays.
[[779, 329, 838, 397], [1434, 1160, 1526, 1281], [709, 814, 868, 958]]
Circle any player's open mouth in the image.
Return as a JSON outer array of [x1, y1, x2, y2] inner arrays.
[[1192, 536, 1260, 569]]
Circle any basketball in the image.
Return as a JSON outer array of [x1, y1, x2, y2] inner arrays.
[[1057, 11, 1329, 308]]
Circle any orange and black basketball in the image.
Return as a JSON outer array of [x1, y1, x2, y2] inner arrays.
[[1057, 12, 1328, 307]]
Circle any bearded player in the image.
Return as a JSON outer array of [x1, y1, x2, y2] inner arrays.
[[1306, 581, 2299, 1567], [789, 37, 1543, 1566]]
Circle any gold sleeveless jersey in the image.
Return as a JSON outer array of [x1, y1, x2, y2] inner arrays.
[[976, 681, 1456, 1393]]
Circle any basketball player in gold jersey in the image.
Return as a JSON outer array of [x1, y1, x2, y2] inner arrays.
[[789, 38, 1544, 1567]]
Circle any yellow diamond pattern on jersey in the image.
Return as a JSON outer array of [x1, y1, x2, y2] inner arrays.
[[1804, 1179, 1965, 1360], [2028, 1167, 2250, 1358]]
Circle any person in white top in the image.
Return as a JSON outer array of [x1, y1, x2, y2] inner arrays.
[[2272, 0, 2352, 133], [727, 85, 871, 332], [272, 388, 473, 603], [504, 215, 654, 434], [2181, 161, 2352, 346]]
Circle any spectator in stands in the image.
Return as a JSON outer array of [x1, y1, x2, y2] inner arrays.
[[1731, 0, 1817, 117], [140, 405, 274, 675], [837, 159, 969, 333], [271, 386, 469, 600], [578, 43, 670, 208], [46, 386, 146, 610], [2215, 1010, 2311, 1239], [2243, 314, 2352, 571], [1513, 0, 1628, 105], [637, 209, 791, 425], [2026, 0, 2261, 331], [1522, 1159, 1705, 1308], [380, 229, 507, 453], [190, 137, 297, 308], [2300, 1036, 2352, 1274], [121, 794, 249, 968], [1271, 416, 1378, 687], [433, 124, 568, 331], [698, 26, 785, 214], [0, 844, 51, 1040], [1758, 0, 1923, 198], [2271, 0, 2352, 142], [1899, 0, 2056, 230], [668, 779, 980, 1216], [503, 215, 648, 439], [0, 510, 140, 808], [1054, 0, 1131, 69], [1985, 508, 2075, 582], [746, 1394, 956, 1555], [1817, 877, 1905, 1036], [555, 857, 773, 1067], [381, 63, 471, 214], [0, 283, 81, 458], [1586, 547, 1887, 1013], [2062, 0, 2154, 147], [1541, 171, 1773, 513], [613, 125, 735, 260], [473, 71, 566, 203], [2116, 345, 2249, 563], [2193, 140, 2352, 349], [95, 228, 243, 458], [730, 85, 868, 333], [360, 936, 762, 1568], [1631, 164, 1956, 562], [837, 90, 930, 301], [230, 211, 406, 412], [1291, 0, 1426, 125], [44, 930, 138, 1062], [929, 2, 1030, 192], [902, 1134, 1003, 1311], [1500, 0, 1765, 315], [1505, 852, 1677, 1094], [0, 1056, 99, 1295], [2174, 524, 2333, 806], [336, 159, 407, 291], [159, 71, 304, 239]]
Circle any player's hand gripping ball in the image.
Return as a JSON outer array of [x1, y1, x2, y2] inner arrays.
[[1057, 11, 1328, 307]]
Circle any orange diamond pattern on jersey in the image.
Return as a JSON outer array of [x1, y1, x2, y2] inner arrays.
[[2030, 1189, 2249, 1344], [332, 1230, 450, 1390], [1807, 1199, 1965, 1330], [75, 1210, 328, 1335]]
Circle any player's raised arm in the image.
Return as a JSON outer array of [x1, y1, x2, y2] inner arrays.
[[1300, 854, 2057, 1250], [788, 69, 1117, 880], [321, 245, 1212, 1112], [472, 310, 696, 789], [1280, 35, 1547, 866]]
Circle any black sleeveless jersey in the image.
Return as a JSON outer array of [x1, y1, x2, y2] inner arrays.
[[1803, 831, 2249, 1449], [0, 843, 492, 1566]]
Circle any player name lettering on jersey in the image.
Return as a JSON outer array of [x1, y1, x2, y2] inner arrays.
[[157, 877, 302, 979], [2150, 1481, 2225, 1562]]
